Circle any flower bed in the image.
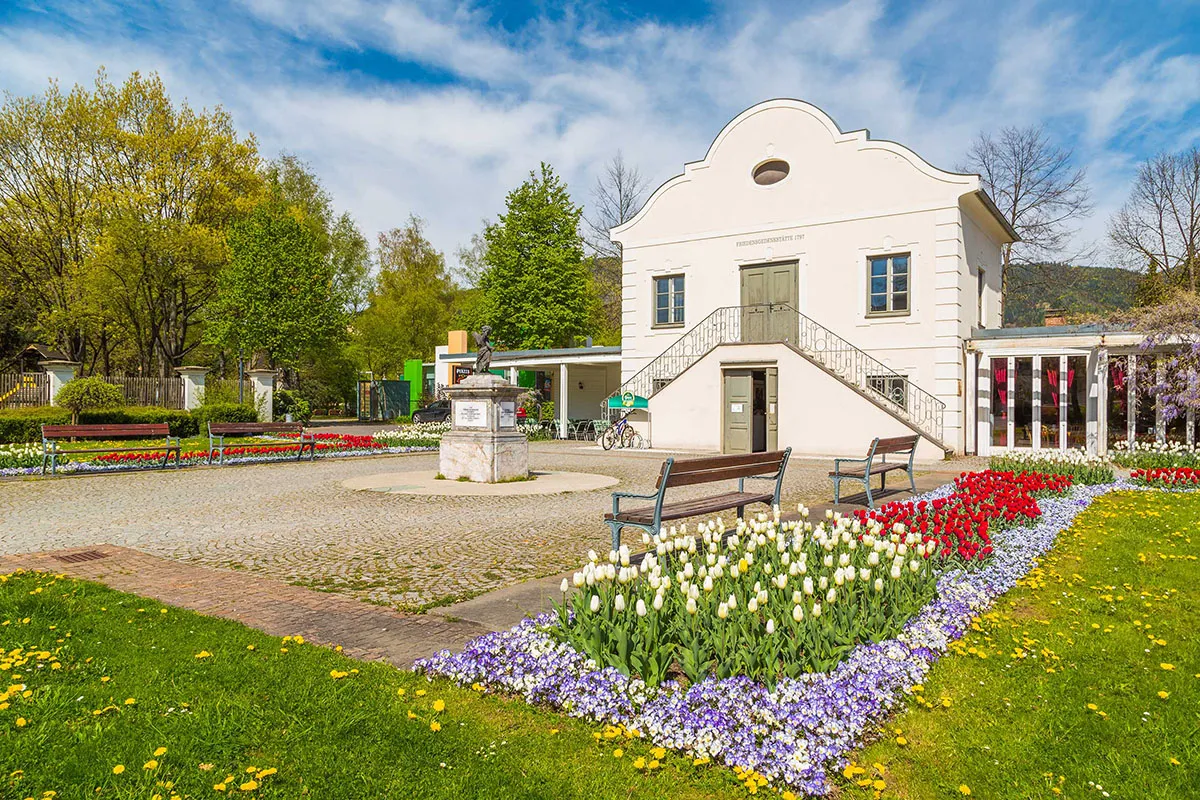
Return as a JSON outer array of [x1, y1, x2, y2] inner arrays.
[[1110, 439, 1200, 469], [0, 432, 436, 477], [417, 472, 1110, 795], [1130, 466, 1200, 487], [371, 422, 448, 448], [987, 448, 1115, 484]]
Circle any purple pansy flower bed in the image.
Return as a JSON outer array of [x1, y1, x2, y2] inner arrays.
[[416, 481, 1121, 795]]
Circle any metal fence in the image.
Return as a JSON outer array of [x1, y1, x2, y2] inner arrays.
[[0, 372, 49, 408]]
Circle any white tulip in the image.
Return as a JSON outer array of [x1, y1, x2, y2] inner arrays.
[[573, 572, 585, 587], [636, 598, 647, 617], [860, 567, 870, 581], [910, 559, 921, 573], [803, 577, 814, 595], [819, 576, 829, 591], [792, 603, 804, 623], [823, 554, 834, 568], [608, 550, 618, 564], [727, 594, 737, 609], [747, 597, 759, 613], [765, 618, 776, 635], [868, 551, 880, 566], [588, 549, 598, 563], [890, 565, 902, 580], [614, 593, 625, 612], [590, 594, 601, 613], [703, 575, 714, 592], [560, 578, 569, 593], [686, 597, 698, 615], [812, 602, 822, 618], [653, 593, 664, 611], [874, 578, 883, 593], [792, 590, 802, 604], [826, 587, 837, 603], [717, 602, 729, 619]]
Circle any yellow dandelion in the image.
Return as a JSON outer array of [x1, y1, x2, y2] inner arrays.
[[416, 689, 427, 697], [959, 785, 971, 796], [246, 645, 256, 651], [1170, 757, 1181, 766], [1086, 703, 1098, 710], [15, 717, 26, 727], [1161, 663, 1175, 671], [632, 757, 646, 769], [112, 765, 125, 775], [239, 780, 258, 791], [1158, 691, 1170, 699], [154, 747, 167, 757], [613, 749, 623, 758], [896, 736, 907, 746], [407, 710, 417, 719], [397, 688, 405, 697], [432, 699, 446, 713], [549, 728, 559, 735], [124, 697, 136, 705], [256, 767, 277, 779], [213, 785, 226, 793], [143, 760, 158, 770], [429, 721, 441, 732]]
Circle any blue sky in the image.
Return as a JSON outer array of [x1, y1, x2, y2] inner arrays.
[[2, 0, 1198, 267]]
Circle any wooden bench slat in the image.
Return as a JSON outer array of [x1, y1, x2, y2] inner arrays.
[[873, 434, 921, 454], [827, 462, 909, 478], [606, 491, 775, 523], [42, 424, 171, 439], [209, 422, 304, 434]]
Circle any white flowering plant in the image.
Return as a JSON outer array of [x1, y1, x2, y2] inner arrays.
[[552, 507, 939, 688], [0, 443, 46, 470], [989, 448, 1114, 484], [1109, 439, 1200, 469], [371, 421, 449, 447]]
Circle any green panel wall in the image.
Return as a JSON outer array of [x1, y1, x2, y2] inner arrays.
[[403, 359, 423, 413], [518, 370, 536, 389]]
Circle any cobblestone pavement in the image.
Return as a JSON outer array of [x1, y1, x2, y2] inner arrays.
[[0, 443, 982, 608]]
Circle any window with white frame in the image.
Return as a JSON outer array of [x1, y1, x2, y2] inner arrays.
[[653, 275, 685, 327], [867, 254, 910, 316]]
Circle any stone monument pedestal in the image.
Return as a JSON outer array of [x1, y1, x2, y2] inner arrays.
[[439, 374, 529, 482]]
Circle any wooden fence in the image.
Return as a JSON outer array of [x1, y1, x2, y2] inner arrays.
[[0, 372, 49, 408], [108, 374, 185, 408]]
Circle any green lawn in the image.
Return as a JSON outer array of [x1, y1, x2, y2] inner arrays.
[[840, 490, 1200, 799], [0, 572, 739, 799]]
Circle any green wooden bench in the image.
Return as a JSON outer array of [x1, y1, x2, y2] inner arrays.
[[604, 448, 792, 550], [829, 434, 919, 509], [41, 423, 180, 475]]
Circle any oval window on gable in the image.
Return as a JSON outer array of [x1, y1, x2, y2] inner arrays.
[[752, 159, 790, 186]]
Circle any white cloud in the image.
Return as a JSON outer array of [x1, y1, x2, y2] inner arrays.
[[1, 0, 1198, 271]]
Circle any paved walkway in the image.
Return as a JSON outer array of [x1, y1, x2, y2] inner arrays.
[[0, 545, 488, 668], [0, 441, 981, 609]]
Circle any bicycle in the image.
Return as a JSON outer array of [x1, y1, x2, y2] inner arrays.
[[600, 413, 644, 450]]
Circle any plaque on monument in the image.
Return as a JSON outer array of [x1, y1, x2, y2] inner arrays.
[[499, 401, 516, 428], [455, 400, 488, 428]]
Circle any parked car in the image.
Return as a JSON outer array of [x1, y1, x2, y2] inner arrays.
[[411, 399, 451, 424]]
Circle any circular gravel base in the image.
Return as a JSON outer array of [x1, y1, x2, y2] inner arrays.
[[341, 470, 619, 496]]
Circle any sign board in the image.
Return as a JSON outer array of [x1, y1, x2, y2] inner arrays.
[[454, 400, 488, 429], [730, 402, 745, 413], [607, 392, 649, 409], [499, 401, 516, 428], [452, 365, 473, 384]]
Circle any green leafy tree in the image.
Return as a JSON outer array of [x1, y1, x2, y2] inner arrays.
[[479, 163, 597, 349], [354, 216, 454, 377], [55, 376, 124, 424], [206, 199, 346, 368]]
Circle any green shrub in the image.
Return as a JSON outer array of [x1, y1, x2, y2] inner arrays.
[[0, 407, 71, 443], [0, 406, 197, 442], [193, 403, 259, 430], [273, 389, 312, 425], [54, 376, 124, 423], [80, 406, 198, 438]]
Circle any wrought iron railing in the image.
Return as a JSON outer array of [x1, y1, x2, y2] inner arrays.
[[607, 304, 946, 445]]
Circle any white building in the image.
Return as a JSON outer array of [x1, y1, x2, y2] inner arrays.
[[440, 99, 1193, 457]]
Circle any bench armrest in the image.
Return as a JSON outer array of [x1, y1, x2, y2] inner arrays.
[[832, 456, 868, 470], [611, 491, 660, 501]]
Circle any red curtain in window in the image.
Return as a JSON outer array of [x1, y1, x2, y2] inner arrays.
[[1046, 362, 1060, 407], [993, 363, 1008, 407]]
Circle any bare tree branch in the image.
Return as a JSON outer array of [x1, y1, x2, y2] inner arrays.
[[958, 125, 1093, 321]]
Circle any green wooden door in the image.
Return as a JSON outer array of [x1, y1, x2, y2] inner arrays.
[[740, 262, 799, 343], [723, 369, 753, 454]]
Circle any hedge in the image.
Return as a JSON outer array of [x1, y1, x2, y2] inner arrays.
[[0, 406, 197, 442], [192, 403, 259, 429]]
